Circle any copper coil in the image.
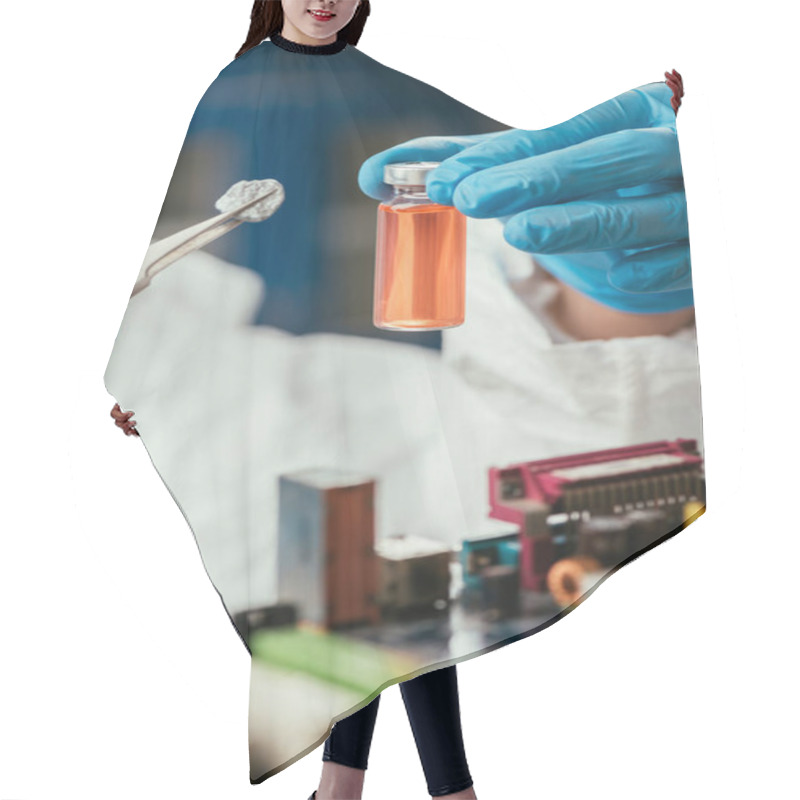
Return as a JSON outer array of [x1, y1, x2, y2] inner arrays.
[[547, 556, 604, 608]]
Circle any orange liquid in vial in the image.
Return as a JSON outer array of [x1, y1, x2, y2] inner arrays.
[[373, 202, 466, 330]]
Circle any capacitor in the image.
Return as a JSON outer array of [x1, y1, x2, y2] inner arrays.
[[481, 564, 521, 621], [626, 508, 670, 551], [577, 515, 635, 566]]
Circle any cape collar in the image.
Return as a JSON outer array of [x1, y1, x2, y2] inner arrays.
[[270, 31, 348, 55]]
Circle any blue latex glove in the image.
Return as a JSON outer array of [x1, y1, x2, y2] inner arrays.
[[358, 82, 692, 314]]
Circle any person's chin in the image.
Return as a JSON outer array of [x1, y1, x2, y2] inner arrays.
[[299, 22, 341, 41]]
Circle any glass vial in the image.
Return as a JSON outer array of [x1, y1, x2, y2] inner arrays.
[[373, 161, 467, 330]]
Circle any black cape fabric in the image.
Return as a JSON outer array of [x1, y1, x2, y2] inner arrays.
[[104, 33, 705, 784]]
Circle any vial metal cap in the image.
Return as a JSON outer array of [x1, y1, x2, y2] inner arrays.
[[383, 161, 441, 187]]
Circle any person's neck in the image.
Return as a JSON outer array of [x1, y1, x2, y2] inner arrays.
[[280, 21, 337, 47]]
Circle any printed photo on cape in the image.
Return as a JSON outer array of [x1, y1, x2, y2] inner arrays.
[[104, 30, 705, 784]]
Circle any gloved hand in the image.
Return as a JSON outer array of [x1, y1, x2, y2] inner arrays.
[[358, 81, 692, 314]]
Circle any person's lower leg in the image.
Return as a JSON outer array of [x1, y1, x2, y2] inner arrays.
[[316, 761, 366, 800], [317, 693, 381, 800], [429, 789, 476, 800], [399, 664, 476, 798]]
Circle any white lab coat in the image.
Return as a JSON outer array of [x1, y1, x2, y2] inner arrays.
[[104, 217, 703, 611]]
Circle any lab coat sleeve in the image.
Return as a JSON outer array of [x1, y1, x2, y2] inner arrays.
[[103, 59, 256, 413]]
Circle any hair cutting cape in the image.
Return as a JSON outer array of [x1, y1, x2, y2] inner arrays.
[[104, 33, 705, 785]]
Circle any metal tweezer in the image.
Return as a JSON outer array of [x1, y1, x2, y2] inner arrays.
[[130, 182, 283, 298]]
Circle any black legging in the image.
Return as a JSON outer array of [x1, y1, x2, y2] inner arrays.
[[323, 664, 473, 797]]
